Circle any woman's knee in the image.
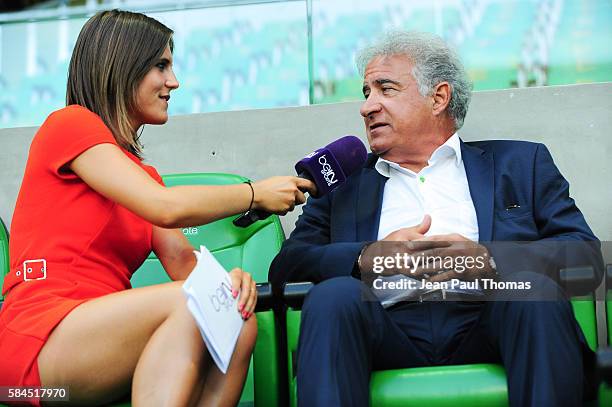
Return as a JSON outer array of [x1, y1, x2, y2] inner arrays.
[[159, 280, 196, 320]]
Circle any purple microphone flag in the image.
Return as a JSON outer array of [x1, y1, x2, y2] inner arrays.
[[325, 135, 368, 176], [295, 135, 367, 198]]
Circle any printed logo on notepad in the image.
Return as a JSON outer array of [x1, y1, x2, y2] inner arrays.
[[209, 281, 235, 312]]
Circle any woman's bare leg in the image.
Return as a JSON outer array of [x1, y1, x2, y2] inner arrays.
[[130, 300, 207, 406], [196, 316, 257, 407], [37, 280, 255, 406]]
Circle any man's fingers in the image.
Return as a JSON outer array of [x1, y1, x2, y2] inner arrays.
[[404, 240, 451, 251], [414, 214, 431, 235], [382, 216, 433, 242], [417, 234, 452, 242], [402, 266, 429, 278], [417, 246, 465, 259], [427, 270, 459, 282], [418, 233, 468, 242]]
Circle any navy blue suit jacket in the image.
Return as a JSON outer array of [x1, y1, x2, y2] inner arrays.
[[269, 140, 602, 290]]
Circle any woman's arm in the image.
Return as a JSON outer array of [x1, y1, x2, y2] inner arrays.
[[151, 225, 196, 281], [70, 143, 314, 228], [151, 225, 257, 318]]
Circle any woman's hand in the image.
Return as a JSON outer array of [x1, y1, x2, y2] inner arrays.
[[228, 268, 257, 320], [251, 176, 316, 215]]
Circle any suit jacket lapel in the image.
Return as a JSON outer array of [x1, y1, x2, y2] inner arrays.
[[356, 157, 388, 241], [461, 141, 494, 242]]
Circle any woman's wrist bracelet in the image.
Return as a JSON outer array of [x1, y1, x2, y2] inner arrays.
[[244, 180, 254, 213]]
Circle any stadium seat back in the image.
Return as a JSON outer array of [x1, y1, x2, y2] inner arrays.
[[130, 173, 284, 407], [571, 298, 598, 350], [607, 265, 612, 344], [0, 217, 8, 302]]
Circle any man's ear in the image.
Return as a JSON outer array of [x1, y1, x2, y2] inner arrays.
[[431, 82, 451, 116]]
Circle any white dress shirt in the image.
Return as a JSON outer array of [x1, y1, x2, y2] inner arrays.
[[375, 133, 479, 242], [372, 134, 482, 306]]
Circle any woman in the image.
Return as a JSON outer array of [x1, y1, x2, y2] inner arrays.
[[0, 9, 313, 406]]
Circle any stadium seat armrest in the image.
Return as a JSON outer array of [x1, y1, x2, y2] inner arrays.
[[283, 282, 314, 309], [559, 266, 597, 296], [597, 348, 612, 385], [255, 282, 274, 311]]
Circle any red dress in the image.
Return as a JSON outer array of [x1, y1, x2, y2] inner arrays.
[[0, 105, 163, 393]]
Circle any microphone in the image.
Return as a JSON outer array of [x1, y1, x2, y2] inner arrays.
[[233, 135, 368, 228]]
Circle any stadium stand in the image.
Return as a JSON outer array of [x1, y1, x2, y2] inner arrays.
[[1, 0, 611, 129]]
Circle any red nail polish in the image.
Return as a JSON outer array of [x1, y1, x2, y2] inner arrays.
[[232, 289, 238, 298]]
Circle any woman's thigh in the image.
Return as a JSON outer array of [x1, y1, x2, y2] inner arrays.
[[38, 280, 189, 402]]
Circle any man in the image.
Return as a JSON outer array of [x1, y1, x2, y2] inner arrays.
[[269, 31, 602, 406]]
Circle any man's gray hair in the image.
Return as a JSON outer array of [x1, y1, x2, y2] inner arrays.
[[355, 30, 472, 130]]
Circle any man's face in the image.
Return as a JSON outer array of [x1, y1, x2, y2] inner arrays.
[[360, 54, 434, 162]]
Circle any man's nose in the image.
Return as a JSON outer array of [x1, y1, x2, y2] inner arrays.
[[360, 95, 381, 118]]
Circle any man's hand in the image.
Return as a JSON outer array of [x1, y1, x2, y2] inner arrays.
[[382, 215, 431, 241], [410, 233, 495, 282], [359, 215, 451, 276]]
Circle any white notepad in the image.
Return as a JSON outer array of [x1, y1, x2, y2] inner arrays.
[[182, 245, 244, 373]]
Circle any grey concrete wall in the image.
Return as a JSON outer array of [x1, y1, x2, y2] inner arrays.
[[1, 83, 610, 258]]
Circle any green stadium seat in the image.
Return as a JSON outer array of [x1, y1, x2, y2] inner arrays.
[[0, 216, 9, 304], [598, 264, 612, 403], [607, 264, 612, 345], [128, 172, 285, 407], [283, 271, 600, 406]]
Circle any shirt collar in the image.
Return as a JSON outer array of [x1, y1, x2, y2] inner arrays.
[[431, 132, 462, 166], [374, 132, 462, 177]]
